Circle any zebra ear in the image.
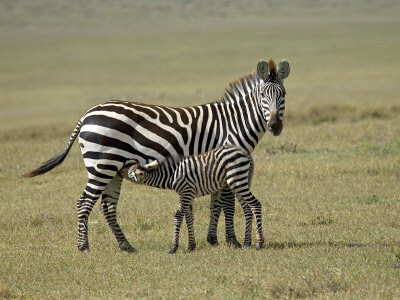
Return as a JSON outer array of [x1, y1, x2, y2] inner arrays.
[[144, 160, 159, 169], [277, 59, 290, 81], [257, 60, 270, 81]]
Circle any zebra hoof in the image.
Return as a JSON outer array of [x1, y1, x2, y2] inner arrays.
[[169, 247, 178, 254], [119, 241, 137, 253], [207, 235, 219, 247], [227, 239, 242, 249], [78, 244, 90, 253], [243, 241, 252, 248], [255, 241, 264, 250], [188, 243, 196, 252]]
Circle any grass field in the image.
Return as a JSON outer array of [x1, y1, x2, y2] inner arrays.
[[1, 1, 400, 298]]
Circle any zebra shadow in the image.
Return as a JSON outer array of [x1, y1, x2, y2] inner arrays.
[[264, 240, 396, 250]]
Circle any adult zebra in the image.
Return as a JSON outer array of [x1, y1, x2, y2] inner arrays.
[[24, 58, 290, 252], [124, 144, 261, 254]]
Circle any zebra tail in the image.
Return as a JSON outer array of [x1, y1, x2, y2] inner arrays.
[[22, 120, 83, 178]]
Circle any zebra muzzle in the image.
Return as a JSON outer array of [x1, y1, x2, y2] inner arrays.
[[267, 111, 283, 136]]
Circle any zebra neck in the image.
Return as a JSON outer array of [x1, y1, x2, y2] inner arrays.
[[218, 89, 267, 152], [142, 163, 177, 190]]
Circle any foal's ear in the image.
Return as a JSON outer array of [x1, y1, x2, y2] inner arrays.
[[144, 160, 159, 169], [277, 59, 290, 81], [257, 59, 270, 81]]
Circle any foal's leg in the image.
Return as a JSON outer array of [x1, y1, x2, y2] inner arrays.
[[100, 174, 136, 252], [207, 191, 222, 246], [235, 190, 264, 250], [237, 195, 253, 247], [239, 168, 254, 247], [227, 171, 264, 249], [170, 192, 194, 254], [207, 189, 242, 248], [185, 203, 196, 251], [220, 189, 242, 248]]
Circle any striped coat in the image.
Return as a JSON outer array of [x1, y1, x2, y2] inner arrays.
[[24, 58, 290, 252], [124, 144, 262, 253]]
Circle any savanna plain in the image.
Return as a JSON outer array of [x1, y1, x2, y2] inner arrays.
[[1, 1, 400, 298]]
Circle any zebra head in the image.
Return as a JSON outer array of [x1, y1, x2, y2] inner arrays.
[[128, 160, 159, 183], [256, 59, 290, 136]]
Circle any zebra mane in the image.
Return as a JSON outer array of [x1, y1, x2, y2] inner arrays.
[[268, 59, 277, 77], [212, 72, 261, 104]]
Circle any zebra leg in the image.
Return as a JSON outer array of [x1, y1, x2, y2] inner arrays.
[[207, 190, 241, 248], [170, 193, 193, 254], [231, 189, 264, 250], [220, 189, 242, 248], [207, 191, 222, 246], [241, 164, 254, 247], [100, 174, 136, 252], [237, 195, 253, 247], [185, 203, 196, 251], [249, 198, 264, 250], [77, 182, 104, 252]]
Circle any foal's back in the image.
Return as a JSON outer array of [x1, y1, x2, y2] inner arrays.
[[172, 144, 253, 197]]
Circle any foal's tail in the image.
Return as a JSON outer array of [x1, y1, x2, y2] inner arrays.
[[23, 119, 83, 178]]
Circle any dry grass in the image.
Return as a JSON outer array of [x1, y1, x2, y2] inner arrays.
[[1, 1, 400, 298]]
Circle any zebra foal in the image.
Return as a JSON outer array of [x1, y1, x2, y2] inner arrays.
[[122, 144, 263, 253]]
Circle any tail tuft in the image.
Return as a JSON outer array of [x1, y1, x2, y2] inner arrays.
[[22, 119, 82, 178], [22, 148, 69, 178]]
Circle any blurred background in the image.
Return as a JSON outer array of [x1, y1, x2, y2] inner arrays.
[[1, 0, 399, 131]]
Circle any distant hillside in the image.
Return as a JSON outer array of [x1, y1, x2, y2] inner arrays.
[[1, 0, 399, 35]]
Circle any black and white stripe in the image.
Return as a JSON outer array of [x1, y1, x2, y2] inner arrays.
[[24, 58, 290, 252], [124, 144, 262, 253]]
